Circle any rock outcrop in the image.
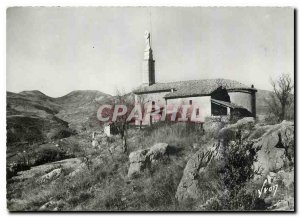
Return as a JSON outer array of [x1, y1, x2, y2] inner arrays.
[[128, 149, 149, 178], [147, 143, 169, 162], [218, 117, 255, 140], [175, 119, 294, 210], [175, 142, 220, 204], [127, 143, 169, 178], [252, 121, 294, 176], [38, 168, 62, 184]]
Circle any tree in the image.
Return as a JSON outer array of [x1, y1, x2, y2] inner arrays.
[[266, 73, 294, 122], [100, 90, 135, 154], [135, 94, 147, 129]]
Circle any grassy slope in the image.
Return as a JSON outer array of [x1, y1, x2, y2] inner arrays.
[[7, 119, 294, 211], [7, 123, 217, 211]]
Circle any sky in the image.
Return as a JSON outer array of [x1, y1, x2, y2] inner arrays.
[[7, 7, 294, 97]]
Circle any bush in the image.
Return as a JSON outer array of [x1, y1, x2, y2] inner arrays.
[[7, 162, 30, 180], [34, 146, 68, 166], [219, 141, 260, 192], [52, 129, 75, 139], [205, 133, 263, 210]]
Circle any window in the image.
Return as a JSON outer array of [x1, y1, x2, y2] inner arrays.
[[189, 100, 192, 105]]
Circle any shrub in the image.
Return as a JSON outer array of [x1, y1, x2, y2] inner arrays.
[[219, 141, 260, 192], [7, 162, 30, 180], [50, 128, 76, 140], [34, 146, 68, 166], [207, 133, 263, 210]]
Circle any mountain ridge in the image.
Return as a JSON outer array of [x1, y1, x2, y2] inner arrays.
[[6, 90, 112, 151]]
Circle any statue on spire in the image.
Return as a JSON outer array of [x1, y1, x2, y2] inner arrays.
[[144, 30, 151, 50], [142, 30, 155, 85]]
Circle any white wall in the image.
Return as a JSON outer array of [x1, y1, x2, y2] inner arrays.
[[135, 93, 212, 124], [167, 96, 211, 122], [134, 91, 170, 125], [228, 91, 252, 113]]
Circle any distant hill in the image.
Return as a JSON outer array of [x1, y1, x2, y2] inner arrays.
[[54, 90, 112, 130], [6, 90, 112, 148], [256, 89, 273, 115], [54, 90, 109, 107], [7, 91, 67, 148], [7, 90, 61, 117]]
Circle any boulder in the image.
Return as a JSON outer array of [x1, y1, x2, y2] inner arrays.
[[38, 168, 62, 183], [39, 201, 56, 211], [203, 117, 228, 136], [276, 169, 294, 188], [253, 121, 294, 176], [128, 149, 149, 178], [235, 117, 255, 126], [129, 149, 148, 163], [218, 117, 255, 140], [127, 143, 170, 178], [269, 200, 290, 211], [175, 143, 220, 204], [39, 199, 65, 211], [146, 143, 169, 162]]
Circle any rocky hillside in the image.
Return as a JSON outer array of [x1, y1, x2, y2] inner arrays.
[[7, 90, 111, 143], [6, 90, 112, 167], [7, 118, 294, 211], [175, 118, 294, 211], [7, 91, 68, 151]]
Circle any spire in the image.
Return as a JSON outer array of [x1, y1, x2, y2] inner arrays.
[[142, 31, 155, 86]]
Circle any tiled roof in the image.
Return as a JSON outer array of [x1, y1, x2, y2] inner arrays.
[[133, 79, 256, 98], [211, 99, 244, 109]]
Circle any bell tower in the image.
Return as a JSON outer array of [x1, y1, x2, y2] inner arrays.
[[142, 31, 155, 86]]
